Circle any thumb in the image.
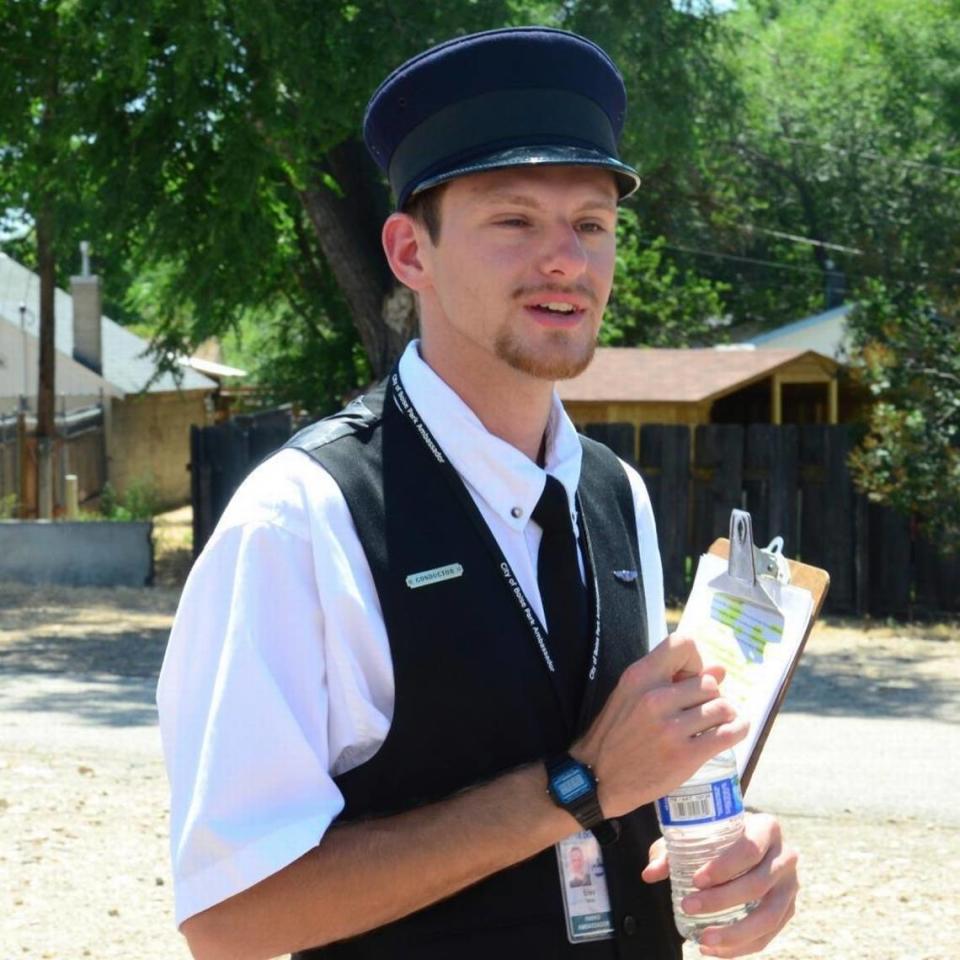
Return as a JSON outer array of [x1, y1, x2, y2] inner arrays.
[[653, 634, 704, 683], [641, 837, 669, 884]]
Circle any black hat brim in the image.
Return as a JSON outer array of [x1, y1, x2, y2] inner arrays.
[[405, 145, 640, 207]]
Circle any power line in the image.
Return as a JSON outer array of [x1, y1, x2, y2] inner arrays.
[[646, 238, 826, 276], [639, 234, 960, 286], [779, 137, 960, 178], [737, 224, 864, 256]]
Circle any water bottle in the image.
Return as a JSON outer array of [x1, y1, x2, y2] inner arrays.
[[655, 749, 753, 941]]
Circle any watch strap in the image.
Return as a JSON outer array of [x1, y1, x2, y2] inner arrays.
[[545, 754, 614, 842]]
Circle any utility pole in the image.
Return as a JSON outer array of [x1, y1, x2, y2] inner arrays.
[[35, 203, 56, 519]]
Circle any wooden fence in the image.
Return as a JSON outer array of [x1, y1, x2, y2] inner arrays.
[[0, 411, 20, 509], [0, 404, 106, 516], [190, 406, 294, 557], [584, 422, 959, 617], [189, 411, 958, 618]]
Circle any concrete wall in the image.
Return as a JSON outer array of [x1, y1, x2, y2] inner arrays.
[[0, 520, 153, 586], [108, 390, 211, 508]]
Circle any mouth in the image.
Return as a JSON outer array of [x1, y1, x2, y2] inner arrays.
[[524, 300, 587, 326]]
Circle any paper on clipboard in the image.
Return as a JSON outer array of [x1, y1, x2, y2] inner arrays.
[[677, 517, 815, 786]]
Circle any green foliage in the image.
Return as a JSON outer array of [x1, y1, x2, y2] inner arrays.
[[98, 477, 159, 521], [603, 210, 729, 347], [5, 0, 960, 412], [847, 280, 960, 553], [223, 298, 372, 417], [707, 0, 960, 323], [0, 492, 18, 519]]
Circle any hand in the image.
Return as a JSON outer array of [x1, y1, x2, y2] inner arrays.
[[572, 635, 748, 817], [642, 812, 799, 957]]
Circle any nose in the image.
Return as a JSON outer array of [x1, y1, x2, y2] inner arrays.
[[538, 221, 588, 279]]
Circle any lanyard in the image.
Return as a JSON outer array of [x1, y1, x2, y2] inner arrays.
[[389, 371, 603, 722]]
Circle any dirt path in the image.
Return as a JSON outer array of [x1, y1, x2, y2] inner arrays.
[[1, 569, 958, 959]]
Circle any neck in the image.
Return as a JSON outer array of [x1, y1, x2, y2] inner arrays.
[[418, 335, 554, 464]]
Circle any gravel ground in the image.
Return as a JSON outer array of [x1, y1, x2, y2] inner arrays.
[[1, 530, 958, 959]]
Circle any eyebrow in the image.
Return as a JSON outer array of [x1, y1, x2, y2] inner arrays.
[[478, 191, 617, 214]]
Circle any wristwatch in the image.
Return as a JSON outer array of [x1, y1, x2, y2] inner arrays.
[[545, 754, 619, 844]]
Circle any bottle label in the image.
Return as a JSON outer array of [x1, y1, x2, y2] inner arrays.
[[657, 775, 744, 826]]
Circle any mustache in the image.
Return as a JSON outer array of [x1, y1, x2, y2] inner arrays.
[[511, 283, 598, 305]]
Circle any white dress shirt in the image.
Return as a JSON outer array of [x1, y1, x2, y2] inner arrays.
[[157, 340, 668, 926]]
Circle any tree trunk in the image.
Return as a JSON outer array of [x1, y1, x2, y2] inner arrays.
[[35, 203, 56, 519], [299, 138, 417, 379]]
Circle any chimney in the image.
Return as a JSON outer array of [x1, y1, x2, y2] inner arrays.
[[70, 240, 103, 375], [824, 258, 846, 310]]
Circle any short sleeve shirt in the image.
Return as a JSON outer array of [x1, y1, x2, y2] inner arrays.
[[157, 341, 668, 926]]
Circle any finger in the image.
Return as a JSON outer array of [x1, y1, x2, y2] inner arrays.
[[695, 885, 795, 957], [641, 838, 668, 883], [698, 932, 773, 958], [694, 814, 778, 888], [702, 664, 726, 685], [669, 672, 724, 709], [678, 697, 740, 739], [648, 836, 666, 862], [684, 716, 751, 761], [652, 634, 705, 682], [689, 839, 796, 915]]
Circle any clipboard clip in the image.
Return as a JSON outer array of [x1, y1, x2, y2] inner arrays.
[[710, 509, 790, 613], [729, 510, 790, 585]]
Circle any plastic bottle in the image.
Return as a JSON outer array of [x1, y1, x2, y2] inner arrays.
[[655, 749, 753, 941]]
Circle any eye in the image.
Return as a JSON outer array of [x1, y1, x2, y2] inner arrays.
[[578, 221, 607, 234], [496, 217, 529, 227]]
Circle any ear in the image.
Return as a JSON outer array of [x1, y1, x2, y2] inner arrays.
[[382, 212, 432, 292]]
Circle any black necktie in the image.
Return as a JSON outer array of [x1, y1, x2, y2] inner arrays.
[[532, 475, 590, 721]]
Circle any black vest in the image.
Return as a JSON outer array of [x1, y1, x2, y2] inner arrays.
[[285, 377, 681, 960]]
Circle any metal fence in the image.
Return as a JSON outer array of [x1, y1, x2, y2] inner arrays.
[[0, 400, 106, 516]]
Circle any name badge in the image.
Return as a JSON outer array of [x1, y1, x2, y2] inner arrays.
[[405, 563, 464, 589], [556, 831, 614, 943]]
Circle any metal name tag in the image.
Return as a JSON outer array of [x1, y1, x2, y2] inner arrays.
[[405, 563, 464, 589]]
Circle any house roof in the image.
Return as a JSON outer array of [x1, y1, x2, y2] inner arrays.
[[740, 303, 852, 359], [0, 313, 122, 400], [0, 253, 217, 398], [557, 347, 839, 404]]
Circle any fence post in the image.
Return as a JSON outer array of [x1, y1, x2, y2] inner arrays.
[[639, 425, 690, 604], [584, 422, 637, 465], [743, 424, 798, 551], [18, 410, 32, 519], [691, 425, 744, 555]]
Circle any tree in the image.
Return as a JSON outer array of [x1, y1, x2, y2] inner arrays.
[[603, 210, 729, 347], [0, 0, 103, 516], [67, 0, 733, 408], [2, 1, 743, 418], [77, 0, 527, 386], [846, 280, 960, 553], [701, 0, 960, 329]]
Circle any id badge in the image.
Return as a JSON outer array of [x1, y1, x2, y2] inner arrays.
[[556, 830, 615, 943]]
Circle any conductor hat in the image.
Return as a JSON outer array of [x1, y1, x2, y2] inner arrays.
[[363, 27, 640, 209]]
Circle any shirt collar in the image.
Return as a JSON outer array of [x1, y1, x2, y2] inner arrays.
[[396, 340, 583, 531]]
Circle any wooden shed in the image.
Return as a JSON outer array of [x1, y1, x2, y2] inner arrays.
[[559, 347, 846, 436]]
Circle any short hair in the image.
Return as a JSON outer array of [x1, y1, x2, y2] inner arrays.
[[403, 183, 446, 245]]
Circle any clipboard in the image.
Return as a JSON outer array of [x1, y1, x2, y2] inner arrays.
[[678, 510, 830, 793]]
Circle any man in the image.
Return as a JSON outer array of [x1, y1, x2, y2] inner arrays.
[[568, 845, 593, 888], [158, 27, 798, 960]]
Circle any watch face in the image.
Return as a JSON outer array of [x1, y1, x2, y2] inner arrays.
[[553, 766, 593, 804]]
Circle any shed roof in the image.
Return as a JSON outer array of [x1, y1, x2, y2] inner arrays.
[[0, 253, 216, 397], [557, 347, 839, 404], [745, 303, 852, 360]]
